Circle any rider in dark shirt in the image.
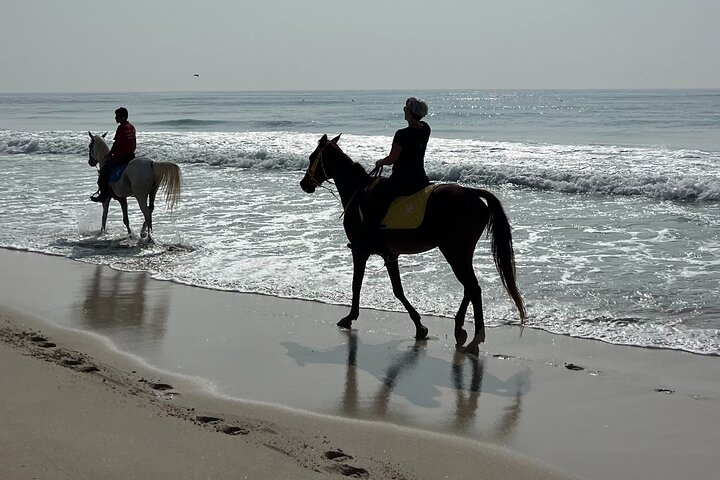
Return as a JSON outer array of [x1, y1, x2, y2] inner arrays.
[[364, 97, 431, 226], [90, 107, 136, 203]]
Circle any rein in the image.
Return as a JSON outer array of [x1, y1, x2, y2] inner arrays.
[[307, 145, 389, 219]]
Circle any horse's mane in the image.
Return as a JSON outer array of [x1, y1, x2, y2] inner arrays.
[[350, 160, 370, 181], [332, 144, 370, 184], [92, 134, 110, 157]]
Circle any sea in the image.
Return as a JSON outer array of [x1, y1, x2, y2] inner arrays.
[[1, 89, 719, 356]]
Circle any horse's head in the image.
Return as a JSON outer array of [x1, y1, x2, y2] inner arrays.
[[87, 131, 109, 168], [300, 134, 342, 193]]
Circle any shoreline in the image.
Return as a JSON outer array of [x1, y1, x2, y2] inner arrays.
[[5, 245, 717, 360], [2, 248, 720, 479]]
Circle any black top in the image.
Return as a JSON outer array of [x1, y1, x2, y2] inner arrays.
[[390, 121, 431, 187]]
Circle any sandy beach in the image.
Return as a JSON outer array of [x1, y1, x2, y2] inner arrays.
[[1, 248, 719, 480]]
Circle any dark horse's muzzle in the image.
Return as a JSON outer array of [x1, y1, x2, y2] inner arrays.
[[300, 174, 317, 193]]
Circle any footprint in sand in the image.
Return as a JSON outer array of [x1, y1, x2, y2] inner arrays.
[[196, 415, 223, 424], [326, 463, 369, 477], [325, 450, 353, 461], [655, 388, 675, 394], [150, 383, 174, 391], [221, 425, 249, 435], [564, 363, 585, 371], [29, 335, 56, 348], [323, 451, 368, 477]]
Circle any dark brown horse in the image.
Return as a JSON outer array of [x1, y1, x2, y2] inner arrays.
[[300, 134, 525, 356]]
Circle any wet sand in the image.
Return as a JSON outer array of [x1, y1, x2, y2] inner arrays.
[[1, 248, 719, 479]]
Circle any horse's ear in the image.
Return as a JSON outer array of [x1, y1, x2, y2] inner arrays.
[[331, 134, 341, 144], [319, 134, 328, 144], [102, 131, 108, 138], [88, 131, 93, 138]]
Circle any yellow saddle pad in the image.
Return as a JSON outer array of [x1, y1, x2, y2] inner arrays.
[[380, 184, 439, 230]]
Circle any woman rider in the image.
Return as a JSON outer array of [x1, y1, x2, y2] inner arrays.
[[363, 96, 431, 227]]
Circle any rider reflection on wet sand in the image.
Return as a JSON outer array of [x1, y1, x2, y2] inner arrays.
[[283, 332, 527, 438]]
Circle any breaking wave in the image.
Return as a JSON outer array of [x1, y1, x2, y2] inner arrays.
[[2, 129, 719, 202]]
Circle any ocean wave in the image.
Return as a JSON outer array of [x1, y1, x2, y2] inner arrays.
[[3, 136, 41, 154], [429, 165, 720, 201], [146, 119, 234, 128], [252, 119, 324, 129], [3, 129, 720, 202]]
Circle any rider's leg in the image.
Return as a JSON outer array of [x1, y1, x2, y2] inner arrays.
[[362, 180, 395, 228], [91, 163, 111, 202]]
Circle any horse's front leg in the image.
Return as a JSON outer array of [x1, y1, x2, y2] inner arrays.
[[99, 199, 111, 235], [117, 197, 132, 236], [441, 246, 483, 355], [385, 257, 428, 340], [338, 250, 369, 329]]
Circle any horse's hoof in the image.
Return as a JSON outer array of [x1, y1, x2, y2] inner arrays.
[[456, 344, 480, 357], [337, 318, 353, 329], [465, 345, 480, 357], [415, 326, 429, 341]]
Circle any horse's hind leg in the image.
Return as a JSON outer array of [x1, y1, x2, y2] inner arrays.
[[118, 197, 132, 235], [141, 187, 158, 240], [454, 297, 470, 348], [149, 187, 157, 216], [385, 257, 428, 340], [441, 247, 485, 355], [135, 193, 153, 240]]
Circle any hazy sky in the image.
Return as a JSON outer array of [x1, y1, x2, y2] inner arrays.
[[2, 0, 718, 92]]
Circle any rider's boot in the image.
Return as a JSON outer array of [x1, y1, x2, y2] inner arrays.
[[90, 185, 109, 202], [91, 170, 110, 202]]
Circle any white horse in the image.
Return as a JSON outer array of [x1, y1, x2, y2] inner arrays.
[[87, 132, 182, 241]]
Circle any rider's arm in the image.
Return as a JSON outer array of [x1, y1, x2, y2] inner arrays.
[[107, 125, 122, 156], [376, 143, 401, 167]]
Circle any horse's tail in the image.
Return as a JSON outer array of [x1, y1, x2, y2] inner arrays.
[[153, 162, 182, 212], [472, 189, 526, 323]]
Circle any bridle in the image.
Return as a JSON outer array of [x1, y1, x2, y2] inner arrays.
[[306, 144, 331, 188], [88, 137, 99, 168], [88, 132, 108, 169], [305, 142, 345, 206]]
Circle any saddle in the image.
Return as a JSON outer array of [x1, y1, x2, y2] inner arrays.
[[361, 184, 439, 230]]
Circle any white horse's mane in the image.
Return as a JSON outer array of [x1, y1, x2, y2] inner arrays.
[[90, 132, 110, 158]]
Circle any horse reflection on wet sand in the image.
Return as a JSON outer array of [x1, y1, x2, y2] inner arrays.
[[282, 332, 527, 438], [300, 134, 526, 355], [75, 265, 170, 343]]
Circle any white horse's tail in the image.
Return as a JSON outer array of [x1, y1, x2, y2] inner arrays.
[[153, 162, 182, 211]]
